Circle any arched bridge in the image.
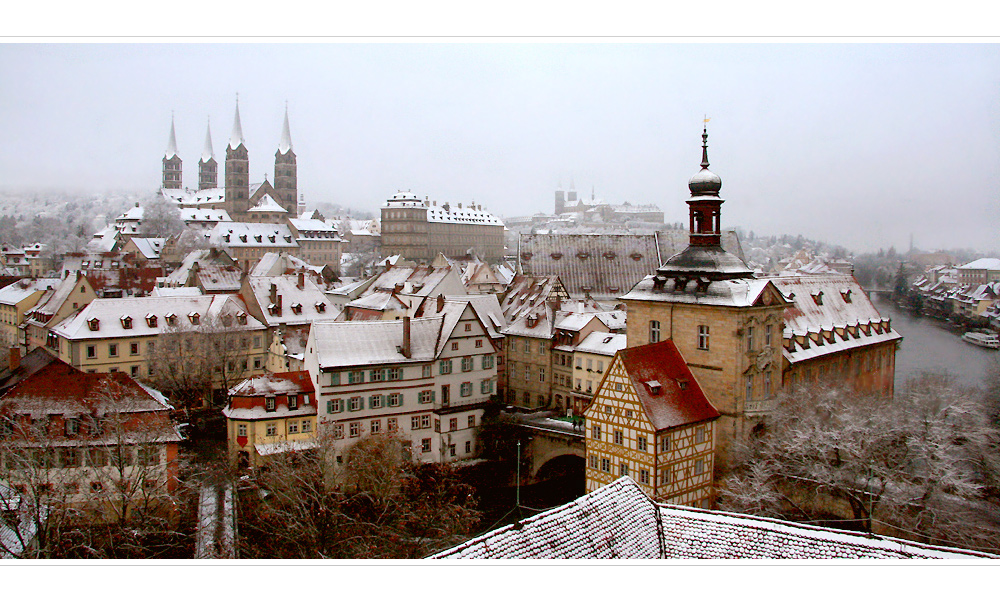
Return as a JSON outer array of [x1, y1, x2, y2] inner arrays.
[[511, 412, 586, 481]]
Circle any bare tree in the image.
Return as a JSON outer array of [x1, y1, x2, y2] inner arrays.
[[147, 314, 259, 412], [719, 373, 1000, 553], [238, 432, 480, 558]]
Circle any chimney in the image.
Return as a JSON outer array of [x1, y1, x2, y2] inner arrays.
[[270, 283, 278, 304], [402, 316, 412, 358], [437, 293, 445, 312], [297, 272, 305, 289], [276, 294, 283, 315], [9, 347, 20, 372]]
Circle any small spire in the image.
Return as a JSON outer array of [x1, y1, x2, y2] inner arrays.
[[700, 123, 710, 169], [201, 117, 214, 162], [278, 102, 293, 154], [591, 185, 595, 201], [229, 94, 244, 150], [165, 112, 179, 159]]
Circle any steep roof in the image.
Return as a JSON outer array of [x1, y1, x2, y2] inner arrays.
[[229, 370, 313, 397], [0, 278, 60, 306], [621, 274, 778, 308], [574, 331, 626, 356], [431, 477, 994, 559], [229, 99, 244, 150], [613, 340, 720, 431], [278, 106, 293, 154], [164, 116, 178, 160]]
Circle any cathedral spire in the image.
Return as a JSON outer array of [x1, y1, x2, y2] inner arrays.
[[700, 124, 710, 169], [229, 95, 245, 150], [201, 118, 214, 163], [278, 102, 293, 154], [165, 113, 179, 159]]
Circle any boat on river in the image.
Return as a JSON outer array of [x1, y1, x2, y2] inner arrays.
[[961, 331, 1000, 349]]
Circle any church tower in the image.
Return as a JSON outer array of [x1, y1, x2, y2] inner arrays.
[[162, 115, 182, 190], [274, 103, 298, 217], [198, 118, 218, 191], [225, 97, 250, 219], [555, 181, 565, 215]]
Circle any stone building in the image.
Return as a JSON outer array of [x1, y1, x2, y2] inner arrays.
[[620, 128, 789, 466], [380, 191, 505, 263]]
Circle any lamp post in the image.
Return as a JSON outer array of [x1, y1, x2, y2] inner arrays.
[[516, 440, 521, 508]]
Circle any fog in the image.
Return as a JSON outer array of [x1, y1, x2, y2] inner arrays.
[[1, 43, 997, 253]]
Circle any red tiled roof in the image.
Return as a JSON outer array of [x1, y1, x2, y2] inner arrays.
[[617, 340, 720, 431], [2, 357, 159, 408]]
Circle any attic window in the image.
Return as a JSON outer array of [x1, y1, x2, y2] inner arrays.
[[165, 313, 177, 326], [239, 235, 248, 243], [87, 318, 100, 331], [268, 235, 276, 243], [840, 289, 853, 303], [645, 380, 662, 395], [608, 286, 620, 293], [676, 379, 689, 390], [188, 312, 201, 325], [315, 302, 326, 313], [221, 314, 233, 327], [577, 252, 590, 260], [630, 253, 643, 261], [291, 303, 303, 315], [254, 235, 263, 243], [145, 314, 157, 328], [120, 316, 133, 329], [550, 253, 563, 260], [284, 236, 292, 243], [237, 312, 248, 325], [811, 291, 824, 306], [223, 235, 231, 243], [603, 251, 616, 260]]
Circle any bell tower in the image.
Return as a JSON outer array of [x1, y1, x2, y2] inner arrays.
[[161, 114, 182, 190], [198, 118, 218, 190], [274, 103, 298, 217], [225, 96, 250, 219]]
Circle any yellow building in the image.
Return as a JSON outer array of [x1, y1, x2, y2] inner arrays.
[[569, 331, 626, 412], [620, 128, 789, 467], [221, 371, 316, 467], [23, 272, 98, 352], [0, 278, 60, 351], [47, 294, 267, 384], [584, 340, 720, 507]]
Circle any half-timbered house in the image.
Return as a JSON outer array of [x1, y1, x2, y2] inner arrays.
[[584, 340, 720, 508]]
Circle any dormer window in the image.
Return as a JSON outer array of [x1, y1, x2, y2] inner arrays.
[[265, 396, 275, 412], [188, 312, 200, 325], [603, 251, 616, 260], [237, 312, 247, 325], [254, 235, 263, 243], [840, 289, 853, 303], [165, 313, 177, 326], [291, 303, 303, 315], [630, 252, 643, 261], [145, 314, 157, 328], [645, 380, 662, 395], [87, 318, 100, 331], [550, 253, 563, 260], [284, 236, 292, 243], [120, 316, 133, 329], [239, 235, 248, 243], [223, 235, 231, 243], [577, 252, 590, 260], [811, 291, 824, 306], [221, 314, 233, 327], [268, 235, 276, 243], [315, 302, 326, 313]]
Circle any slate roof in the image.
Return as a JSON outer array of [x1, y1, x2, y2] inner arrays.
[[621, 274, 776, 308], [0, 278, 60, 306], [574, 331, 626, 356], [431, 477, 994, 559]]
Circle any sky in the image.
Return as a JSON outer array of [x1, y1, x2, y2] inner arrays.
[[1, 42, 997, 253]]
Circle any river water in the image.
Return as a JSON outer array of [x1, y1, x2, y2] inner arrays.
[[869, 292, 997, 391]]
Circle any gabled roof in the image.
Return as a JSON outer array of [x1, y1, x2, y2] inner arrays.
[[621, 274, 779, 308], [611, 340, 720, 431], [0, 278, 60, 306], [432, 477, 994, 559], [958, 258, 1000, 271], [574, 331, 626, 356], [247, 274, 336, 325], [248, 194, 287, 213], [229, 370, 313, 398]]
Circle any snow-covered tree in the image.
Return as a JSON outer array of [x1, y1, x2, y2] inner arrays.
[[719, 374, 1000, 554]]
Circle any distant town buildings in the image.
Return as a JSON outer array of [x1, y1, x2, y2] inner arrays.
[[379, 191, 505, 263]]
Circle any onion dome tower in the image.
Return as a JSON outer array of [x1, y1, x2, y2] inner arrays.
[[198, 118, 218, 191], [274, 102, 298, 217], [225, 96, 250, 218], [161, 114, 182, 190], [655, 125, 753, 281]]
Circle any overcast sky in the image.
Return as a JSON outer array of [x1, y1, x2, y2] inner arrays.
[[1, 43, 997, 253]]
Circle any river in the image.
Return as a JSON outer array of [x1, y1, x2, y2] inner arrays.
[[870, 292, 997, 391]]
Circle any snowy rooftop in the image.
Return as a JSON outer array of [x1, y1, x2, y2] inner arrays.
[[210, 222, 298, 248], [247, 274, 336, 326], [311, 317, 445, 368], [248, 194, 287, 213], [575, 331, 627, 356], [431, 477, 994, 559], [622, 275, 776, 308], [0, 278, 60, 306], [958, 258, 1000, 271], [52, 294, 263, 340]]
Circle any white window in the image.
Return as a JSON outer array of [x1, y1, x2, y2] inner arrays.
[[660, 435, 670, 452], [288, 420, 299, 434], [649, 320, 660, 343], [265, 396, 276, 412], [327, 399, 342, 414], [619, 462, 629, 477], [695, 458, 705, 475], [237, 424, 247, 437], [696, 426, 706, 444], [266, 423, 277, 436], [746, 325, 754, 351], [697, 325, 710, 350], [349, 397, 362, 411], [421, 415, 431, 429], [387, 418, 397, 432], [461, 356, 473, 372], [301, 420, 312, 433], [411, 416, 421, 431], [333, 423, 344, 439], [370, 394, 383, 409], [461, 382, 472, 397], [349, 422, 361, 438], [637, 436, 647, 451], [614, 430, 623, 445], [422, 364, 432, 378], [388, 393, 402, 406], [370, 419, 381, 434]]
